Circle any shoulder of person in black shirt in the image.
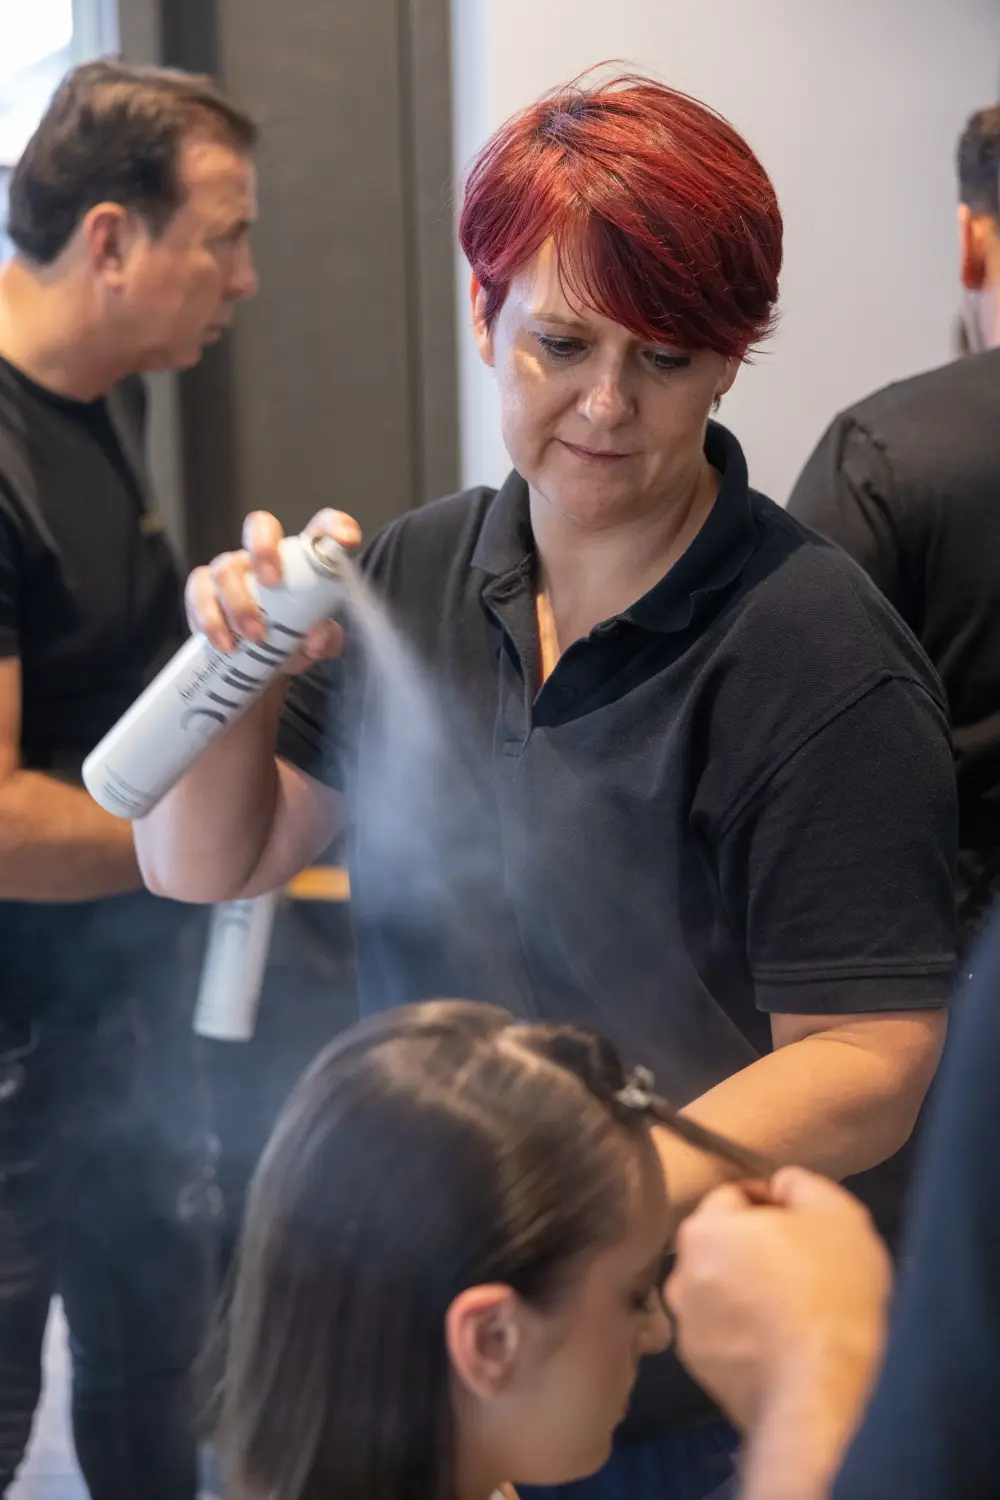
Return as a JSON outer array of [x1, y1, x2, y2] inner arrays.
[[786, 347, 1000, 622], [0, 357, 186, 773], [787, 348, 1000, 930], [834, 904, 1000, 1500]]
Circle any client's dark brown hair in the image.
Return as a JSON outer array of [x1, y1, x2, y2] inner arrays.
[[217, 1000, 650, 1500]]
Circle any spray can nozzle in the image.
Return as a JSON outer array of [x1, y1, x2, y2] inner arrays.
[[307, 534, 347, 576]]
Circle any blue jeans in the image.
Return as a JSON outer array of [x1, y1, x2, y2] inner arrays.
[[520, 1423, 739, 1500], [0, 905, 216, 1500]]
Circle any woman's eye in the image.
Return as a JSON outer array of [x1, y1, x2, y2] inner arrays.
[[645, 350, 692, 374], [537, 334, 587, 360]]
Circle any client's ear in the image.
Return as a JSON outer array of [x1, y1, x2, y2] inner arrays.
[[446, 1285, 522, 1399]]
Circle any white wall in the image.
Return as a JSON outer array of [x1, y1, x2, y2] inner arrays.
[[451, 0, 1000, 502]]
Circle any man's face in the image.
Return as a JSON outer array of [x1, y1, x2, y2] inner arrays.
[[120, 135, 259, 371]]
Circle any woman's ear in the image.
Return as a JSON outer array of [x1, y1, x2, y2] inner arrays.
[[470, 274, 496, 368], [446, 1285, 522, 1400], [715, 354, 741, 407]]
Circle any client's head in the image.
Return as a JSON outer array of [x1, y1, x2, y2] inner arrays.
[[219, 999, 673, 1500]]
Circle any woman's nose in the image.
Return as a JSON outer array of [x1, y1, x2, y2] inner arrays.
[[580, 368, 632, 424]]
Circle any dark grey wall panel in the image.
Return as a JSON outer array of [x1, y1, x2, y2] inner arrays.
[[217, 0, 417, 539], [116, 0, 157, 66], [404, 0, 460, 505]]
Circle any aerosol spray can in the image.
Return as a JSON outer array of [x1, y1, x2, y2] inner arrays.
[[193, 891, 281, 1042], [83, 532, 347, 819]]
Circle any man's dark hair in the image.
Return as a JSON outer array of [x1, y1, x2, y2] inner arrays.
[[958, 104, 1000, 217], [6, 59, 258, 265]]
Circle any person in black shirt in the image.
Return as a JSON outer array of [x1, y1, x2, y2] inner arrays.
[[788, 103, 1000, 945], [136, 74, 955, 1500], [665, 902, 1000, 1500], [0, 63, 258, 1499]]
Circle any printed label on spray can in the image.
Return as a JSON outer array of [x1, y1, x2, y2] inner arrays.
[[82, 533, 346, 819]]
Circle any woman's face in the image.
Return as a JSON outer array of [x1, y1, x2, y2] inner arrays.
[[449, 1134, 674, 1491], [474, 242, 739, 529]]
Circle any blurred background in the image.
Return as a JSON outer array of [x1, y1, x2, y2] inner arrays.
[[4, 2, 1000, 1495], [7, 1, 1000, 560]]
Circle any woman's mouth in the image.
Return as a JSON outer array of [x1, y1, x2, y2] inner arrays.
[[560, 440, 633, 466]]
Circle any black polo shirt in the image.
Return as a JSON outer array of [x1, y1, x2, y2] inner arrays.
[[279, 421, 956, 1437], [787, 350, 1000, 938], [0, 357, 193, 1011], [281, 417, 955, 1044]]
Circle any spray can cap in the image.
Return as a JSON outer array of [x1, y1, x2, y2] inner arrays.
[[304, 533, 346, 578]]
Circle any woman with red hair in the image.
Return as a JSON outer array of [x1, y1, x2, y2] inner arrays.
[[139, 74, 955, 1500]]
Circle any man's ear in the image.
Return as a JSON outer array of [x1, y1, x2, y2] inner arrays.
[[959, 202, 990, 292], [80, 202, 142, 288]]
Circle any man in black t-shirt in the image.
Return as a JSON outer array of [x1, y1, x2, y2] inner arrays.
[[788, 103, 1000, 946], [0, 63, 258, 1499]]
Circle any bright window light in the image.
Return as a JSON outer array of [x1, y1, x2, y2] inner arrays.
[[0, 4, 75, 86]]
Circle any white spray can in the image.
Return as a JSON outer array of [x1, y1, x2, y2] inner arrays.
[[193, 891, 281, 1042], [83, 533, 346, 819]]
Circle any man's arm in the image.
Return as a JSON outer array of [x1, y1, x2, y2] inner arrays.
[[0, 656, 141, 899], [787, 416, 906, 614], [665, 1170, 891, 1500]]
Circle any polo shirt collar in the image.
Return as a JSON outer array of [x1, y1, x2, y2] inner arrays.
[[472, 421, 758, 634]]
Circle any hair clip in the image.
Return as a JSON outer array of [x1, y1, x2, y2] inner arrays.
[[614, 1065, 656, 1113], [614, 1065, 776, 1180]]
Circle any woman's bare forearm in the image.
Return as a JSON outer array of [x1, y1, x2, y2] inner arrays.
[[134, 682, 340, 902], [655, 1011, 944, 1226]]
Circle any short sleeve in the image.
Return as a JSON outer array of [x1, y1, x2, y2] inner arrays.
[[720, 675, 957, 1015], [0, 488, 24, 659], [787, 417, 908, 618], [276, 656, 347, 788]]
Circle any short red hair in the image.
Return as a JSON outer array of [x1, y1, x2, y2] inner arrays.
[[460, 72, 782, 358]]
